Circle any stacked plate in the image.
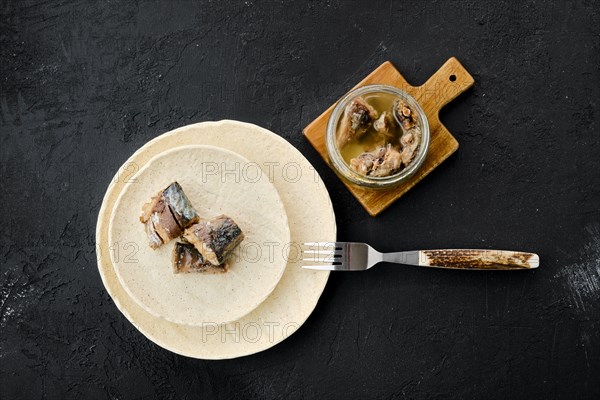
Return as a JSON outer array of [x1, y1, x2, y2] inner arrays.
[[96, 120, 336, 359]]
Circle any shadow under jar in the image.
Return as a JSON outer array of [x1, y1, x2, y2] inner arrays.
[[326, 85, 430, 189]]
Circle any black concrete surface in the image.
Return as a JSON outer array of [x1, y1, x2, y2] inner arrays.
[[1, 1, 599, 399]]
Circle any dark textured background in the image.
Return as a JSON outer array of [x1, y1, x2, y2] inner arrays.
[[1, 1, 599, 399]]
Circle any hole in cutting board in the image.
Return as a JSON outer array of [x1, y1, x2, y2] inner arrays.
[[449, 74, 457, 82]]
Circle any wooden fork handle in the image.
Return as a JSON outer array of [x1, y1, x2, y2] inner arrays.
[[418, 249, 539, 270]]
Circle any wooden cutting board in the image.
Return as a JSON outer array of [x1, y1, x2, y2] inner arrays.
[[303, 57, 474, 216]]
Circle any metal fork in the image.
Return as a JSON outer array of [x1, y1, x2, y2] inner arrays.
[[302, 242, 539, 271]]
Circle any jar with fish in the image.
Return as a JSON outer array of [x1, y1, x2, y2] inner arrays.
[[326, 84, 430, 189]]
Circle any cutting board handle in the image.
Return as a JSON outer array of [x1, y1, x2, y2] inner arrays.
[[417, 57, 475, 115]]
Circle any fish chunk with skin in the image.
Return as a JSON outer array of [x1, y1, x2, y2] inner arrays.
[[350, 144, 403, 177], [337, 96, 379, 147], [172, 242, 227, 273], [183, 215, 244, 266], [149, 198, 181, 244], [140, 195, 180, 248], [140, 181, 200, 249], [162, 182, 199, 229]]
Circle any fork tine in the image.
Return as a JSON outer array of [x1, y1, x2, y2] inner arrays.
[[302, 257, 338, 263], [302, 250, 342, 257], [303, 242, 335, 246], [301, 264, 340, 271], [302, 242, 344, 249]]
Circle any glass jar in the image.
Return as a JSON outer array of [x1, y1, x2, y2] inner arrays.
[[326, 84, 430, 189]]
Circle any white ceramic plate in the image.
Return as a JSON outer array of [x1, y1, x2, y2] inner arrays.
[[109, 145, 290, 326], [96, 120, 336, 359]]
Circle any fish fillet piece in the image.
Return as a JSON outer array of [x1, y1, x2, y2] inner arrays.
[[349, 146, 388, 176], [370, 145, 402, 177], [373, 111, 396, 135], [144, 218, 163, 249], [140, 181, 200, 249], [350, 144, 403, 177], [372, 111, 397, 144], [172, 242, 227, 274], [399, 127, 422, 165], [337, 96, 379, 147], [394, 99, 418, 130], [183, 215, 245, 266]]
